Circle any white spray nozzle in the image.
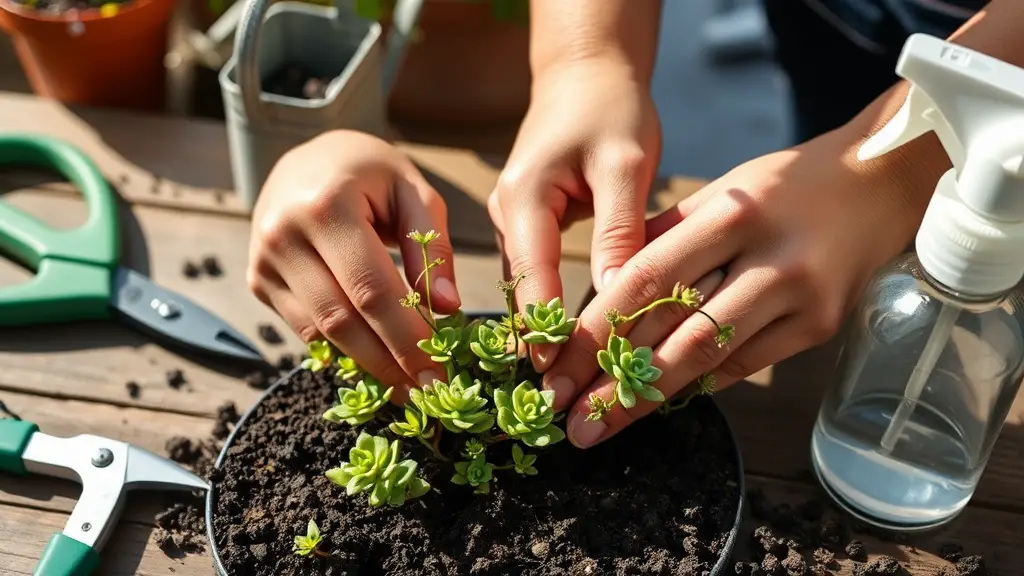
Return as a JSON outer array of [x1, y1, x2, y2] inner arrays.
[[859, 34, 1024, 296]]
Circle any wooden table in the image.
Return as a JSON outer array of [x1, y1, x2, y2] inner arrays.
[[0, 91, 1020, 576]]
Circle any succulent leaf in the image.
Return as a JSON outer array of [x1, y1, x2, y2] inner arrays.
[[494, 381, 565, 447], [388, 404, 433, 438], [416, 326, 463, 363], [469, 321, 516, 373], [336, 355, 361, 381], [599, 335, 664, 408], [301, 339, 334, 372], [324, 431, 429, 507], [323, 376, 393, 426], [511, 443, 538, 476], [410, 372, 495, 434], [452, 455, 494, 494], [521, 297, 578, 344]]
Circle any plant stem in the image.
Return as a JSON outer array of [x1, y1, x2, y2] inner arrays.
[[695, 309, 725, 334], [312, 548, 332, 559], [419, 244, 435, 319], [506, 292, 520, 383], [433, 426, 444, 454], [417, 435, 450, 461], [492, 463, 515, 471], [483, 433, 509, 444]]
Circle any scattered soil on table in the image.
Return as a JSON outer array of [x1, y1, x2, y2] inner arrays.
[[200, 255, 223, 277], [125, 381, 141, 399], [733, 488, 996, 576], [166, 369, 187, 390], [182, 260, 201, 279], [206, 365, 741, 575], [276, 353, 297, 372], [263, 64, 332, 100], [258, 324, 283, 345]]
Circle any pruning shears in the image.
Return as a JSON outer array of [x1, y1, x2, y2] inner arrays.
[[0, 133, 265, 366], [0, 418, 209, 576]]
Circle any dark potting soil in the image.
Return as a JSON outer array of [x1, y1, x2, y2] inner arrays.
[[258, 323, 283, 345], [263, 64, 332, 100], [209, 365, 741, 575]]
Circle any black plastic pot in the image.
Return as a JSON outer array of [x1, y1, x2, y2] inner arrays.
[[205, 321, 747, 575]]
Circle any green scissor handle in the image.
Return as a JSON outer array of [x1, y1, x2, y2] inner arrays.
[[0, 418, 37, 474], [0, 420, 100, 575], [0, 134, 121, 326], [34, 534, 100, 576]]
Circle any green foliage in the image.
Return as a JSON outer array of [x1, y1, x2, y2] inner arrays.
[[314, 228, 736, 507], [301, 339, 334, 372], [470, 320, 517, 373], [511, 444, 538, 476], [411, 372, 495, 434], [597, 335, 664, 410], [323, 376, 392, 426], [336, 355, 361, 381], [324, 431, 431, 507], [292, 518, 327, 557], [495, 381, 565, 447], [388, 404, 433, 438], [522, 297, 578, 344], [452, 455, 494, 494]]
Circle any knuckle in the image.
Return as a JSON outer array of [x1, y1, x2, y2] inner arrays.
[[598, 141, 648, 177], [315, 306, 355, 342], [596, 212, 644, 255], [681, 322, 728, 373], [347, 270, 393, 316], [807, 300, 844, 344], [720, 200, 759, 230], [255, 215, 295, 255], [715, 354, 755, 382], [296, 323, 322, 344], [616, 258, 670, 313]]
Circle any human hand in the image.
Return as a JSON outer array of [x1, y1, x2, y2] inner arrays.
[[543, 128, 940, 448], [488, 58, 661, 370], [247, 130, 460, 399]]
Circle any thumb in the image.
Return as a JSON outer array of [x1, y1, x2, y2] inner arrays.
[[586, 150, 652, 291], [395, 178, 461, 316]]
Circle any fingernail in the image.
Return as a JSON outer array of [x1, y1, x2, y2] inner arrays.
[[601, 267, 620, 290], [432, 277, 460, 305], [544, 376, 575, 407], [417, 370, 441, 387], [569, 415, 607, 448], [534, 344, 558, 372]]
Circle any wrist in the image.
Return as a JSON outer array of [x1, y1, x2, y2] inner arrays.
[[836, 82, 952, 209]]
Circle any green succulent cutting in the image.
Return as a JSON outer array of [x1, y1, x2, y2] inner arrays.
[[311, 230, 733, 510]]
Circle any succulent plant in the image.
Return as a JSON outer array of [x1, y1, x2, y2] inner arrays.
[[292, 519, 328, 557], [511, 444, 538, 476], [301, 339, 334, 372], [388, 404, 433, 438], [494, 381, 565, 447], [452, 455, 494, 494], [522, 297, 577, 344], [323, 376, 392, 426], [411, 372, 495, 434], [597, 335, 664, 409], [324, 431, 430, 507], [470, 320, 516, 373], [417, 327, 464, 363], [336, 355, 361, 381]]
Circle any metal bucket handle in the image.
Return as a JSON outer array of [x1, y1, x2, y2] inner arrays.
[[232, 0, 422, 122]]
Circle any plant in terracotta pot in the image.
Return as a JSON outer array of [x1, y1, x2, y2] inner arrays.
[[206, 229, 747, 575], [359, 0, 532, 127], [0, 0, 178, 110]]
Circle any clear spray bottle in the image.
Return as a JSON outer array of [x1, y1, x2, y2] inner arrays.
[[811, 33, 1024, 532]]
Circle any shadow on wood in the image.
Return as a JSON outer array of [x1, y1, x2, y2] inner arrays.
[[416, 163, 498, 254]]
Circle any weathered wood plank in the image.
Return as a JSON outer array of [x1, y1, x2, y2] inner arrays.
[[0, 503, 213, 576]]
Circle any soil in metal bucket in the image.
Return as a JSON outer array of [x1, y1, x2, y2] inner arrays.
[[208, 365, 742, 575], [263, 64, 332, 100]]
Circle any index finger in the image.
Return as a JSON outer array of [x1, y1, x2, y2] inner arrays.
[[496, 180, 567, 372]]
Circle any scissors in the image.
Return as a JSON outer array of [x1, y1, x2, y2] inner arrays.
[[0, 133, 265, 365], [0, 418, 209, 575]]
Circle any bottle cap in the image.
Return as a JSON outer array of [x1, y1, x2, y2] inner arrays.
[[859, 34, 1024, 297]]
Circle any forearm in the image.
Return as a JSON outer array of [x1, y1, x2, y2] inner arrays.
[[842, 0, 1024, 199], [528, 0, 662, 85]]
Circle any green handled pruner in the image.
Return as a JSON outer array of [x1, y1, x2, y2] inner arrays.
[[0, 133, 265, 366], [0, 419, 209, 576]]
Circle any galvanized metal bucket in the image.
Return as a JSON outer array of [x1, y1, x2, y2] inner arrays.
[[219, 0, 420, 209]]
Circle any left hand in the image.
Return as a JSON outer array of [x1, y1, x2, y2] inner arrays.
[[543, 128, 940, 448]]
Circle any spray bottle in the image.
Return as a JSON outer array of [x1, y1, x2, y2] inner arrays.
[[811, 33, 1024, 532]]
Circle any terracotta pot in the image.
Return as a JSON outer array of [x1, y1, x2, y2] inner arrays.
[[0, 0, 178, 111], [384, 0, 531, 127]]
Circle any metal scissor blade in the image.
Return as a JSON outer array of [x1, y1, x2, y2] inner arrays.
[[110, 267, 266, 365], [124, 444, 209, 492]]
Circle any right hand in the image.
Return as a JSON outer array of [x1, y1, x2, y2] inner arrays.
[[247, 130, 460, 399], [488, 58, 661, 372]]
